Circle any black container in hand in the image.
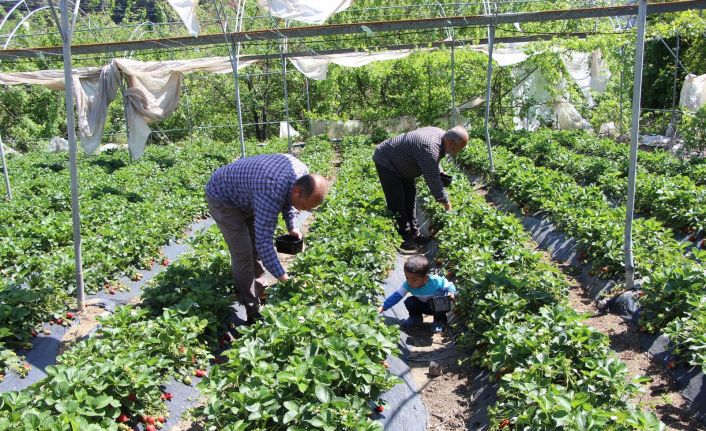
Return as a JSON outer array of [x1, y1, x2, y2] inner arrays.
[[275, 234, 304, 255], [440, 172, 453, 187]]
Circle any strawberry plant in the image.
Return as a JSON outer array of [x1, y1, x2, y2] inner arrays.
[[419, 160, 663, 430]]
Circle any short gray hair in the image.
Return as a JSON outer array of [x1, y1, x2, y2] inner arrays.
[[444, 126, 469, 145]]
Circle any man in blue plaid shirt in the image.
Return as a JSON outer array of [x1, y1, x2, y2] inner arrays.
[[206, 153, 329, 324]]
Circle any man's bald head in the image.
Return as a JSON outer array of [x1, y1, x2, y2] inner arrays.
[[291, 174, 329, 211], [443, 126, 469, 156]]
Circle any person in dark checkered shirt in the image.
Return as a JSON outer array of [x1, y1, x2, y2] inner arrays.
[[373, 126, 468, 250], [206, 154, 329, 324]]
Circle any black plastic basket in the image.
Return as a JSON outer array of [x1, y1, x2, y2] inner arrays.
[[275, 234, 304, 255], [440, 172, 453, 187], [429, 295, 452, 313]]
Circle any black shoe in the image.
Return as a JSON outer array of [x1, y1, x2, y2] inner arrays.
[[414, 234, 432, 245], [245, 311, 262, 326], [400, 239, 418, 251]]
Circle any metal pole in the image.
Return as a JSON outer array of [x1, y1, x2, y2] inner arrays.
[[0, 134, 11, 200], [182, 78, 194, 145], [213, 0, 246, 158], [624, 0, 647, 291], [669, 35, 680, 142], [450, 35, 457, 127], [233, 39, 246, 158], [60, 0, 85, 310], [305, 77, 311, 112], [484, 25, 496, 172], [619, 45, 625, 136], [281, 25, 292, 153]]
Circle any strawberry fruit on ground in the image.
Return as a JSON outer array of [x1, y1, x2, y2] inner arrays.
[[375, 405, 384, 413], [116, 413, 129, 423], [194, 369, 206, 378]]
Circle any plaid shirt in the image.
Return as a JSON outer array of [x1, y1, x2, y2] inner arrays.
[[373, 127, 448, 202], [205, 154, 308, 278]]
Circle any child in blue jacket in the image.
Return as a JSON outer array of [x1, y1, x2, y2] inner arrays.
[[378, 254, 456, 333]]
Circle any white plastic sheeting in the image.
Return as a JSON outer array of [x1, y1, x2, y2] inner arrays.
[[289, 49, 413, 80], [470, 45, 529, 67], [0, 57, 257, 159], [561, 50, 611, 106], [167, 0, 200, 37], [279, 121, 300, 139], [554, 102, 590, 130], [258, 0, 352, 24], [679, 73, 706, 111]]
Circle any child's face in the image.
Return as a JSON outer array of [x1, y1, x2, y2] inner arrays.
[[404, 271, 428, 289]]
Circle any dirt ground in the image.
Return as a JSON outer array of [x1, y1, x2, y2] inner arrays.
[[405, 316, 479, 431], [58, 304, 110, 355]]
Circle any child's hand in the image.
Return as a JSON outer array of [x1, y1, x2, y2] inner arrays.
[[377, 306, 385, 313]]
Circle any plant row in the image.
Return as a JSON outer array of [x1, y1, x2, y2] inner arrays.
[[483, 128, 706, 235], [456, 140, 706, 372], [0, 136, 338, 430], [421, 162, 664, 430], [530, 129, 706, 186], [197, 135, 401, 430]]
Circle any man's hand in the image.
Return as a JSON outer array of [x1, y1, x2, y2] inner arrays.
[[288, 228, 302, 240], [377, 306, 385, 313], [278, 273, 290, 283], [442, 201, 452, 211]]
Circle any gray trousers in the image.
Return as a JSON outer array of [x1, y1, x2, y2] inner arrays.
[[207, 196, 266, 317]]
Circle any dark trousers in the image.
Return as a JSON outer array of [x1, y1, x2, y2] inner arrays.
[[375, 163, 418, 240], [207, 196, 266, 318], [404, 296, 448, 323]]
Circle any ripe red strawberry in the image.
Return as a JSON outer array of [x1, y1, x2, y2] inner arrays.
[[56, 318, 63, 325], [157, 416, 166, 423], [375, 405, 384, 413], [144, 416, 156, 425], [161, 392, 174, 401], [161, 258, 170, 266], [499, 418, 511, 429], [127, 393, 137, 402], [194, 369, 207, 378], [22, 363, 30, 370], [667, 360, 676, 369], [31, 330, 38, 337], [66, 312, 74, 320], [146, 425, 157, 431], [116, 413, 129, 423], [446, 271, 455, 278]]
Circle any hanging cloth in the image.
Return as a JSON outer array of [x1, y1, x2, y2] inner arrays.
[[258, 0, 352, 24]]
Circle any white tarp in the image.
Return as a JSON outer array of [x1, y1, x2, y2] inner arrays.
[[258, 0, 352, 24], [561, 50, 611, 106], [554, 102, 589, 130], [167, 0, 200, 37], [279, 121, 300, 139], [470, 45, 529, 67], [679, 73, 706, 111], [289, 49, 413, 80], [0, 57, 257, 159]]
